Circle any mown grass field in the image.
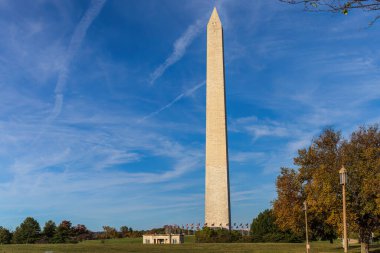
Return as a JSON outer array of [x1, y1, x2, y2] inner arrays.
[[0, 237, 379, 253]]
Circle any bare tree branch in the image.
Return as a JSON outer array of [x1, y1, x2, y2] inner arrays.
[[279, 0, 380, 24]]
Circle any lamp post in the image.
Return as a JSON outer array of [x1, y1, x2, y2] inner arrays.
[[303, 201, 310, 253], [339, 166, 348, 253]]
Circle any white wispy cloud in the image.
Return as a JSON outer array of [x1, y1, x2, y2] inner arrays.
[[0, 97, 205, 231], [50, 0, 106, 120], [149, 19, 204, 85], [1, 100, 203, 188], [231, 184, 275, 202], [230, 115, 320, 174], [229, 151, 265, 163], [231, 116, 291, 140]]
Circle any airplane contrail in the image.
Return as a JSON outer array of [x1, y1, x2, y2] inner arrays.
[[149, 19, 204, 85], [140, 80, 205, 122]]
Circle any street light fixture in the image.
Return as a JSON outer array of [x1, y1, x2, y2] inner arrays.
[[339, 166, 347, 185], [303, 201, 310, 253], [339, 166, 348, 253]]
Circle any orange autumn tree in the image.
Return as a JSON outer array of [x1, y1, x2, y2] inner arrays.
[[273, 126, 380, 253], [273, 168, 304, 236], [341, 126, 380, 253]]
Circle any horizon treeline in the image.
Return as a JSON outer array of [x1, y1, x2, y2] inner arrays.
[[0, 217, 142, 244]]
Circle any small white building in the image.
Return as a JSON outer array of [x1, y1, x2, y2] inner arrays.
[[143, 234, 184, 244]]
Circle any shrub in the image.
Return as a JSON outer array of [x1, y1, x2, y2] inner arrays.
[[195, 227, 243, 243]]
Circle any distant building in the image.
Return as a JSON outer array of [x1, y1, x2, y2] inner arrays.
[[143, 234, 184, 244]]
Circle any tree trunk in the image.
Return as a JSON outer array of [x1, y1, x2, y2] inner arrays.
[[360, 242, 369, 253], [359, 225, 372, 253]]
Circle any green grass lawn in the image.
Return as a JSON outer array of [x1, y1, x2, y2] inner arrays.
[[0, 237, 379, 253]]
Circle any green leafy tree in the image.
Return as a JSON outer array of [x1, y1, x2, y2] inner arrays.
[[101, 226, 119, 239], [42, 220, 56, 242], [72, 224, 92, 241], [147, 227, 165, 234], [0, 226, 12, 244], [127, 227, 142, 238], [250, 209, 302, 242], [53, 220, 73, 243], [12, 217, 41, 244], [120, 226, 129, 237]]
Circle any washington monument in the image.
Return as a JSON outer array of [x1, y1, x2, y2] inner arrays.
[[205, 8, 231, 230]]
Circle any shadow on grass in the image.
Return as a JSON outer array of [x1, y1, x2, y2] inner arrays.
[[371, 245, 380, 253], [329, 244, 380, 252]]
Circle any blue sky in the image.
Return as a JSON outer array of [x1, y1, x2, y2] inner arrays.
[[0, 0, 379, 231]]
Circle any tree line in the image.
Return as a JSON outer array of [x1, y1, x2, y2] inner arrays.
[[194, 210, 302, 243], [0, 217, 142, 244]]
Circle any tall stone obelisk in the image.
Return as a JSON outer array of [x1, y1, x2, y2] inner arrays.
[[205, 7, 231, 230]]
